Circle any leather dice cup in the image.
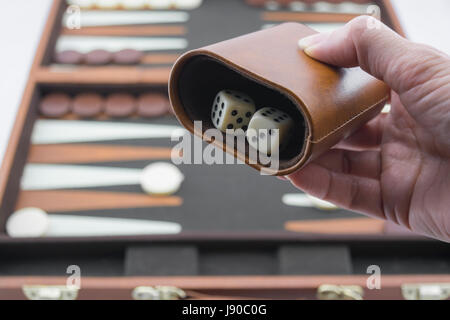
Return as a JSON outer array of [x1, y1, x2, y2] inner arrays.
[[169, 22, 390, 175]]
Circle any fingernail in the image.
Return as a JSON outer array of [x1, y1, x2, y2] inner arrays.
[[277, 176, 287, 181], [298, 34, 323, 50], [304, 44, 320, 57]]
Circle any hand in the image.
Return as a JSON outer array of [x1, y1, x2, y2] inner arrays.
[[287, 16, 450, 242]]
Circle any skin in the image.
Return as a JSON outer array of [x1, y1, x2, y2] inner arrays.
[[286, 16, 450, 242]]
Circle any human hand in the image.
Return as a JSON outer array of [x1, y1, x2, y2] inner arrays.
[[287, 16, 450, 242]]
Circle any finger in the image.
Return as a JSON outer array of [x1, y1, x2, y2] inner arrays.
[[311, 148, 381, 180], [335, 113, 387, 151], [287, 163, 384, 218], [298, 16, 450, 97]]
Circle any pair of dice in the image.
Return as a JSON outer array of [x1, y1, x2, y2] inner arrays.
[[211, 89, 293, 155]]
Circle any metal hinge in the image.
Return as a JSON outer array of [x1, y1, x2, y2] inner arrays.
[[402, 283, 450, 300], [22, 285, 79, 300], [317, 284, 364, 300], [132, 286, 187, 300]]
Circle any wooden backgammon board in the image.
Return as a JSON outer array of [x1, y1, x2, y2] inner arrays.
[[0, 0, 449, 300]]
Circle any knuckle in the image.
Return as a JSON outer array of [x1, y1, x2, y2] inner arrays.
[[348, 16, 373, 35], [346, 16, 382, 70]]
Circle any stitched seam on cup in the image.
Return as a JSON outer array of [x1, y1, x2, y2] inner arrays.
[[311, 96, 387, 144]]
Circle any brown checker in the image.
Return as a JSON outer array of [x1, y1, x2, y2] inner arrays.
[[84, 49, 113, 65], [105, 93, 137, 117], [38, 93, 72, 118], [72, 92, 105, 118], [113, 49, 144, 65], [54, 50, 84, 64], [137, 93, 170, 118]]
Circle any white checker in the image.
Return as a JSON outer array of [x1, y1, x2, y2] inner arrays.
[[265, 1, 280, 11], [140, 162, 184, 195], [67, 0, 95, 9], [147, 0, 172, 9], [6, 207, 50, 238], [337, 2, 369, 14], [289, 1, 308, 12], [94, 0, 121, 9], [172, 0, 203, 10], [120, 0, 147, 9], [311, 1, 336, 13]]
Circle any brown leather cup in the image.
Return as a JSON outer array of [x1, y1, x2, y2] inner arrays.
[[169, 22, 389, 175]]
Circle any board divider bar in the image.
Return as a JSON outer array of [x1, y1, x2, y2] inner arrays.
[[16, 190, 183, 212]]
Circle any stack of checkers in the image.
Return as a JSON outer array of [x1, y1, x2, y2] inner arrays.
[[54, 48, 144, 65], [39, 92, 173, 119]]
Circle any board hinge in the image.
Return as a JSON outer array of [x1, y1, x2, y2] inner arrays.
[[132, 286, 187, 300], [317, 284, 364, 300], [402, 283, 450, 300], [22, 285, 79, 300]]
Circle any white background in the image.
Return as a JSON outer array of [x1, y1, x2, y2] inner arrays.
[[0, 0, 449, 166]]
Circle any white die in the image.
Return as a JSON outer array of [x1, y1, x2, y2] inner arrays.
[[211, 90, 256, 133], [246, 107, 293, 155]]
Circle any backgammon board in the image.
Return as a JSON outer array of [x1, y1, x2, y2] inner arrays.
[[0, 0, 449, 300]]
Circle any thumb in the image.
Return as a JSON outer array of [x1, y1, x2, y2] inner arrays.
[[298, 16, 449, 96]]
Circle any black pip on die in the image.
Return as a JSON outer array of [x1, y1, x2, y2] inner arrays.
[[246, 107, 293, 155], [211, 90, 256, 133]]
